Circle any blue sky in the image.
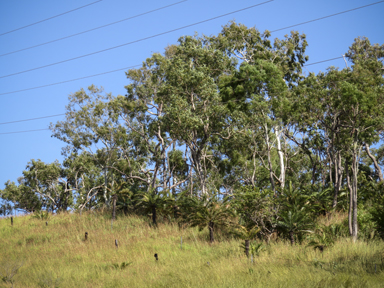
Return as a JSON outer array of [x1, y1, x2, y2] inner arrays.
[[0, 0, 383, 190]]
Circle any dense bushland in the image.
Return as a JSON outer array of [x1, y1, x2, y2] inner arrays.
[[1, 22, 384, 286]]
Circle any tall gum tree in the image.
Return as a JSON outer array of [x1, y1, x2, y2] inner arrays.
[[209, 22, 309, 192], [289, 37, 384, 241], [128, 35, 236, 196]]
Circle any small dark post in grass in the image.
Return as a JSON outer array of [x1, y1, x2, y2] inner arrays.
[[46, 221, 48, 226], [85, 232, 88, 241], [154, 253, 158, 261], [115, 239, 118, 249], [11, 216, 13, 226]]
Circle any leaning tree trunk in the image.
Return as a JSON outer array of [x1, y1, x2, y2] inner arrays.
[[289, 231, 294, 246], [365, 143, 383, 182], [244, 239, 250, 258], [208, 221, 214, 243]]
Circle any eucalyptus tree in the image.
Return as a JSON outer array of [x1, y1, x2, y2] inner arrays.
[[209, 22, 309, 193], [120, 52, 193, 194], [340, 37, 384, 241], [51, 85, 123, 206], [1, 159, 72, 213], [289, 37, 384, 241], [62, 152, 105, 211], [124, 35, 236, 197]]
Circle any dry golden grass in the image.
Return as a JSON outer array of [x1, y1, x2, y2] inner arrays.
[[1, 211, 383, 287]]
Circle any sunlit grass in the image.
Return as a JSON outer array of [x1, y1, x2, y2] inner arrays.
[[1, 211, 383, 287]]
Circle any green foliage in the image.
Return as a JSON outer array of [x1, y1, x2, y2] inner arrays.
[[246, 241, 266, 257], [135, 190, 174, 225], [277, 209, 314, 245], [182, 194, 235, 243], [111, 261, 132, 270], [30, 210, 50, 220], [307, 227, 336, 252], [371, 194, 384, 239], [233, 187, 278, 241]]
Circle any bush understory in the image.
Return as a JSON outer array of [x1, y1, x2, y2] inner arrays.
[[1, 211, 384, 288]]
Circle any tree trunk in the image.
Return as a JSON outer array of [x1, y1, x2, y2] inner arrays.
[[112, 194, 117, 221], [265, 124, 276, 194], [275, 126, 286, 190], [103, 167, 109, 207], [152, 206, 157, 226], [351, 147, 359, 242], [289, 231, 294, 246], [347, 143, 361, 242], [209, 221, 214, 243], [365, 143, 383, 182], [244, 239, 250, 258], [333, 152, 343, 208], [346, 159, 353, 236]]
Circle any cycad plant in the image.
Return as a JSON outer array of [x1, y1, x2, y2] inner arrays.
[[135, 190, 174, 226], [307, 227, 335, 252], [30, 210, 49, 220], [182, 195, 234, 243], [277, 209, 313, 246], [232, 223, 260, 257]]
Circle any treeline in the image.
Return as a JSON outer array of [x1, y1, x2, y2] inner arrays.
[[1, 22, 384, 244]]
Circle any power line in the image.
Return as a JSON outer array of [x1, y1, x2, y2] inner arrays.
[[0, 114, 65, 125], [0, 0, 374, 95], [270, 0, 384, 33], [304, 56, 343, 66], [0, 0, 188, 58], [0, 65, 141, 96], [0, 55, 354, 127], [0, 128, 50, 135], [0, 0, 273, 79], [0, 0, 103, 37], [0, 55, 345, 97]]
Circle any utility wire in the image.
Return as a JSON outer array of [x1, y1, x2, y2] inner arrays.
[[0, 128, 50, 135], [0, 64, 141, 96], [0, 64, 355, 134], [304, 56, 344, 66], [0, 114, 65, 125], [270, 0, 384, 33], [0, 0, 374, 95], [0, 0, 188, 57], [0, 0, 103, 37], [0, 0, 273, 79], [0, 55, 345, 96]]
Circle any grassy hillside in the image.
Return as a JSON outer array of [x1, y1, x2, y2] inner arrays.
[[1, 211, 383, 287]]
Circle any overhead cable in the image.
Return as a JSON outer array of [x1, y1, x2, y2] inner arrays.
[[0, 0, 273, 79], [0, 0, 103, 37], [0, 55, 346, 97], [0, 65, 141, 96], [270, 0, 384, 33], [0, 0, 188, 57], [0, 114, 66, 125], [0, 128, 50, 135]]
